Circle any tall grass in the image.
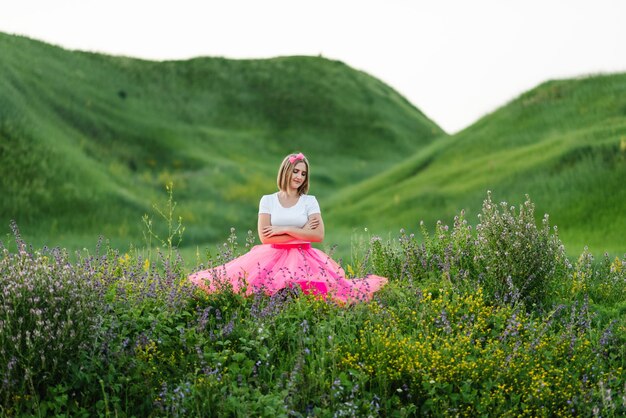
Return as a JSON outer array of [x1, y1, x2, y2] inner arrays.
[[1, 193, 625, 416]]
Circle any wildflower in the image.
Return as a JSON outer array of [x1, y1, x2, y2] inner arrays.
[[300, 319, 309, 334]]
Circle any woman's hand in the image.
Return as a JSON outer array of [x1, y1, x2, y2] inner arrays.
[[303, 218, 320, 230], [262, 225, 285, 238], [257, 213, 324, 244]]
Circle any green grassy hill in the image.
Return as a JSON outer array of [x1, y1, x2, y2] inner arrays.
[[327, 74, 626, 256], [2, 32, 624, 258], [0, 33, 444, 253]]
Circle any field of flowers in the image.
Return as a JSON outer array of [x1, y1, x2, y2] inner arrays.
[[1, 193, 625, 417]]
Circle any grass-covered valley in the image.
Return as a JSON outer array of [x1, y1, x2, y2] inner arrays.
[[327, 74, 626, 256]]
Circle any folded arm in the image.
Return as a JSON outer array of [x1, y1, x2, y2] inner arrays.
[[258, 213, 325, 244]]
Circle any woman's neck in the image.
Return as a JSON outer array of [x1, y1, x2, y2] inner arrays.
[[280, 189, 299, 199]]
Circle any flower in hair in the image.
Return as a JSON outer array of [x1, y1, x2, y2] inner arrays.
[[289, 153, 305, 164]]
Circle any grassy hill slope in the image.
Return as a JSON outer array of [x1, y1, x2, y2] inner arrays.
[[0, 32, 444, 251], [327, 73, 626, 255]]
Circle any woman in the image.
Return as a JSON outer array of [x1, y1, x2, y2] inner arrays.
[[188, 152, 387, 302]]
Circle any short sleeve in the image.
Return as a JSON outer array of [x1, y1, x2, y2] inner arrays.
[[305, 195, 321, 216], [259, 195, 271, 214]]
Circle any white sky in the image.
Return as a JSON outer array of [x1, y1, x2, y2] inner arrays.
[[2, 0, 625, 133]]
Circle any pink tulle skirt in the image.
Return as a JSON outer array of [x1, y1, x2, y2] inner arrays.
[[188, 243, 387, 302]]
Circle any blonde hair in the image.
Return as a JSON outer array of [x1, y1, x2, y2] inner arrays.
[[277, 153, 310, 195]]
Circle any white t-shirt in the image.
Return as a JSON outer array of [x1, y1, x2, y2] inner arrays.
[[258, 193, 321, 227]]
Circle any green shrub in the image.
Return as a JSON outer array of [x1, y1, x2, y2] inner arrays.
[[368, 192, 568, 308], [0, 223, 103, 406], [472, 192, 568, 307], [570, 250, 626, 305]]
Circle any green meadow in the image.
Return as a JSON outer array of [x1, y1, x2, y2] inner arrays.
[[0, 32, 441, 259], [327, 74, 626, 257], [1, 33, 626, 417], [2, 32, 624, 259]]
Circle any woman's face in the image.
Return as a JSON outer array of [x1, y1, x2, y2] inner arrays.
[[289, 162, 307, 191]]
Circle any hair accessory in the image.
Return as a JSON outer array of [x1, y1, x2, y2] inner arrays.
[[289, 153, 305, 164]]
